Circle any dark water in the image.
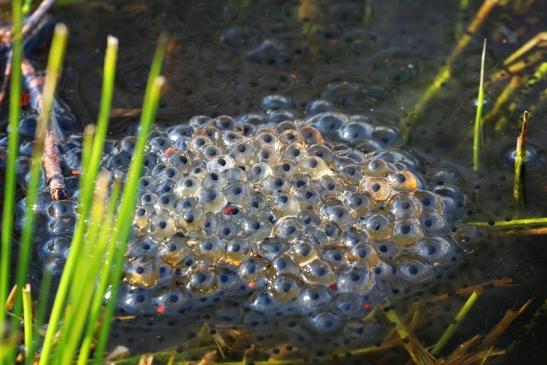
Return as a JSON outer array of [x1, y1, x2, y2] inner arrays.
[[18, 0, 547, 363]]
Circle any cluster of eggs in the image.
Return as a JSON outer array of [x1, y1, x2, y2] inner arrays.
[[13, 96, 465, 333]]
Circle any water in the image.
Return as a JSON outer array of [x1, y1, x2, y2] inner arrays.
[[7, 0, 547, 363]]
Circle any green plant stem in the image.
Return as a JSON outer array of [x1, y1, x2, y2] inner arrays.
[[22, 284, 32, 359], [0, 0, 23, 333], [26, 270, 52, 365], [31, 23, 69, 365], [431, 291, 480, 356], [513, 111, 529, 207], [93, 37, 167, 364], [470, 217, 547, 229], [382, 305, 421, 365], [473, 39, 487, 172]]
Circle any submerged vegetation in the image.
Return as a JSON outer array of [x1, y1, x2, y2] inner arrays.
[[0, 0, 546, 364]]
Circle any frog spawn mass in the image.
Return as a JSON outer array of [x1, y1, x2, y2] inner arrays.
[[26, 107, 464, 334]]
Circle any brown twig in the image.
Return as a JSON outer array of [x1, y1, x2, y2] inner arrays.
[[22, 58, 67, 200], [0, 50, 13, 105]]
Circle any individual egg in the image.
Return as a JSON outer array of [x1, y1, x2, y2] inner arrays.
[[274, 159, 298, 178], [158, 235, 191, 266], [273, 217, 302, 242], [247, 162, 273, 183], [349, 243, 379, 267], [256, 237, 288, 261], [169, 151, 192, 171], [299, 125, 324, 145], [157, 166, 180, 181], [271, 255, 300, 276], [127, 237, 160, 258], [391, 219, 422, 246], [359, 213, 393, 241], [420, 211, 450, 234], [216, 264, 242, 293], [302, 259, 336, 286], [301, 156, 330, 179], [283, 142, 308, 161], [225, 239, 251, 265], [255, 146, 279, 164], [138, 176, 155, 192], [411, 236, 460, 266], [148, 136, 172, 154], [176, 206, 204, 231], [279, 129, 303, 145], [272, 192, 300, 216], [396, 259, 433, 284], [297, 286, 332, 313], [139, 191, 158, 206], [133, 204, 154, 232], [46, 200, 76, 219], [198, 188, 227, 213], [216, 219, 240, 241], [294, 188, 321, 210], [337, 266, 374, 294], [153, 288, 191, 315], [271, 275, 301, 302], [202, 143, 222, 160], [124, 256, 158, 287], [47, 216, 76, 236], [343, 191, 371, 216], [149, 213, 177, 240], [308, 144, 335, 165], [307, 312, 341, 333], [322, 205, 356, 226], [224, 182, 250, 206], [154, 193, 177, 212], [187, 265, 218, 295], [38, 236, 71, 261], [201, 171, 226, 189], [207, 155, 235, 173], [194, 236, 224, 263], [387, 170, 422, 192], [118, 287, 155, 314], [230, 142, 256, 166], [248, 290, 281, 314], [362, 177, 392, 201], [221, 130, 245, 148], [175, 176, 201, 198], [389, 193, 422, 219], [238, 257, 264, 282], [255, 131, 281, 151], [221, 167, 248, 182], [341, 226, 369, 248], [214, 115, 237, 130], [290, 241, 318, 266]]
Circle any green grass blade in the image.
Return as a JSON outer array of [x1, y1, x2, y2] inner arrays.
[[93, 37, 166, 362], [25, 269, 52, 365], [472, 39, 487, 172], [470, 217, 547, 229], [28, 23, 70, 365], [431, 291, 480, 356], [0, 0, 23, 331], [22, 284, 32, 359]]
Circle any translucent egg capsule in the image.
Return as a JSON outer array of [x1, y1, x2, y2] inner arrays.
[[240, 215, 270, 241], [225, 239, 251, 265], [127, 237, 159, 258], [273, 217, 302, 242], [221, 167, 247, 183], [301, 156, 330, 179], [297, 210, 322, 228], [263, 175, 289, 193], [133, 204, 154, 232], [307, 312, 341, 334], [302, 259, 336, 286], [362, 177, 392, 201], [255, 131, 280, 151], [294, 188, 321, 210], [148, 136, 172, 154], [189, 115, 211, 128], [124, 257, 158, 287], [389, 193, 422, 219], [256, 237, 288, 261], [349, 243, 379, 267], [150, 163, 167, 177], [283, 142, 308, 161], [420, 211, 450, 234], [271, 254, 300, 276], [396, 259, 433, 284], [343, 191, 371, 216], [363, 158, 390, 177], [341, 164, 364, 183], [198, 188, 227, 213], [154, 193, 177, 212], [248, 290, 281, 314], [169, 151, 192, 171], [189, 162, 207, 180], [139, 191, 157, 206], [308, 144, 335, 165], [290, 173, 311, 192], [279, 129, 303, 145], [216, 264, 242, 293], [317, 175, 344, 198], [247, 162, 273, 183], [224, 182, 250, 206], [156, 263, 174, 286], [238, 257, 265, 282], [371, 260, 395, 282], [387, 170, 423, 192], [207, 155, 235, 173], [255, 146, 279, 164], [392, 219, 423, 246], [38, 236, 71, 261], [194, 236, 224, 263], [214, 115, 237, 131], [230, 142, 255, 166], [320, 222, 343, 246], [154, 180, 176, 195], [412, 236, 459, 265], [46, 200, 76, 219], [271, 275, 301, 302], [337, 266, 374, 294], [299, 125, 324, 145], [272, 192, 300, 216], [42, 258, 65, 279], [201, 171, 225, 190], [158, 235, 191, 266], [149, 213, 177, 240], [195, 125, 220, 140], [176, 206, 204, 232], [297, 286, 332, 313], [274, 159, 298, 178], [189, 135, 213, 151], [221, 130, 245, 148], [202, 144, 222, 160], [322, 205, 357, 226], [175, 177, 201, 198], [118, 287, 155, 314], [167, 125, 193, 142], [216, 219, 240, 241], [48, 216, 76, 236], [359, 213, 393, 241], [339, 121, 373, 143], [290, 241, 318, 266], [141, 152, 159, 172], [187, 265, 218, 295], [320, 248, 348, 269], [105, 151, 131, 170], [157, 166, 180, 181], [341, 226, 368, 248], [373, 241, 402, 260], [153, 288, 191, 315]]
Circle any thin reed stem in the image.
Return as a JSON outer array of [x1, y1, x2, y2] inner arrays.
[[473, 39, 487, 172]]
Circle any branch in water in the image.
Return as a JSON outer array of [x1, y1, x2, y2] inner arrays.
[[22, 58, 67, 200]]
